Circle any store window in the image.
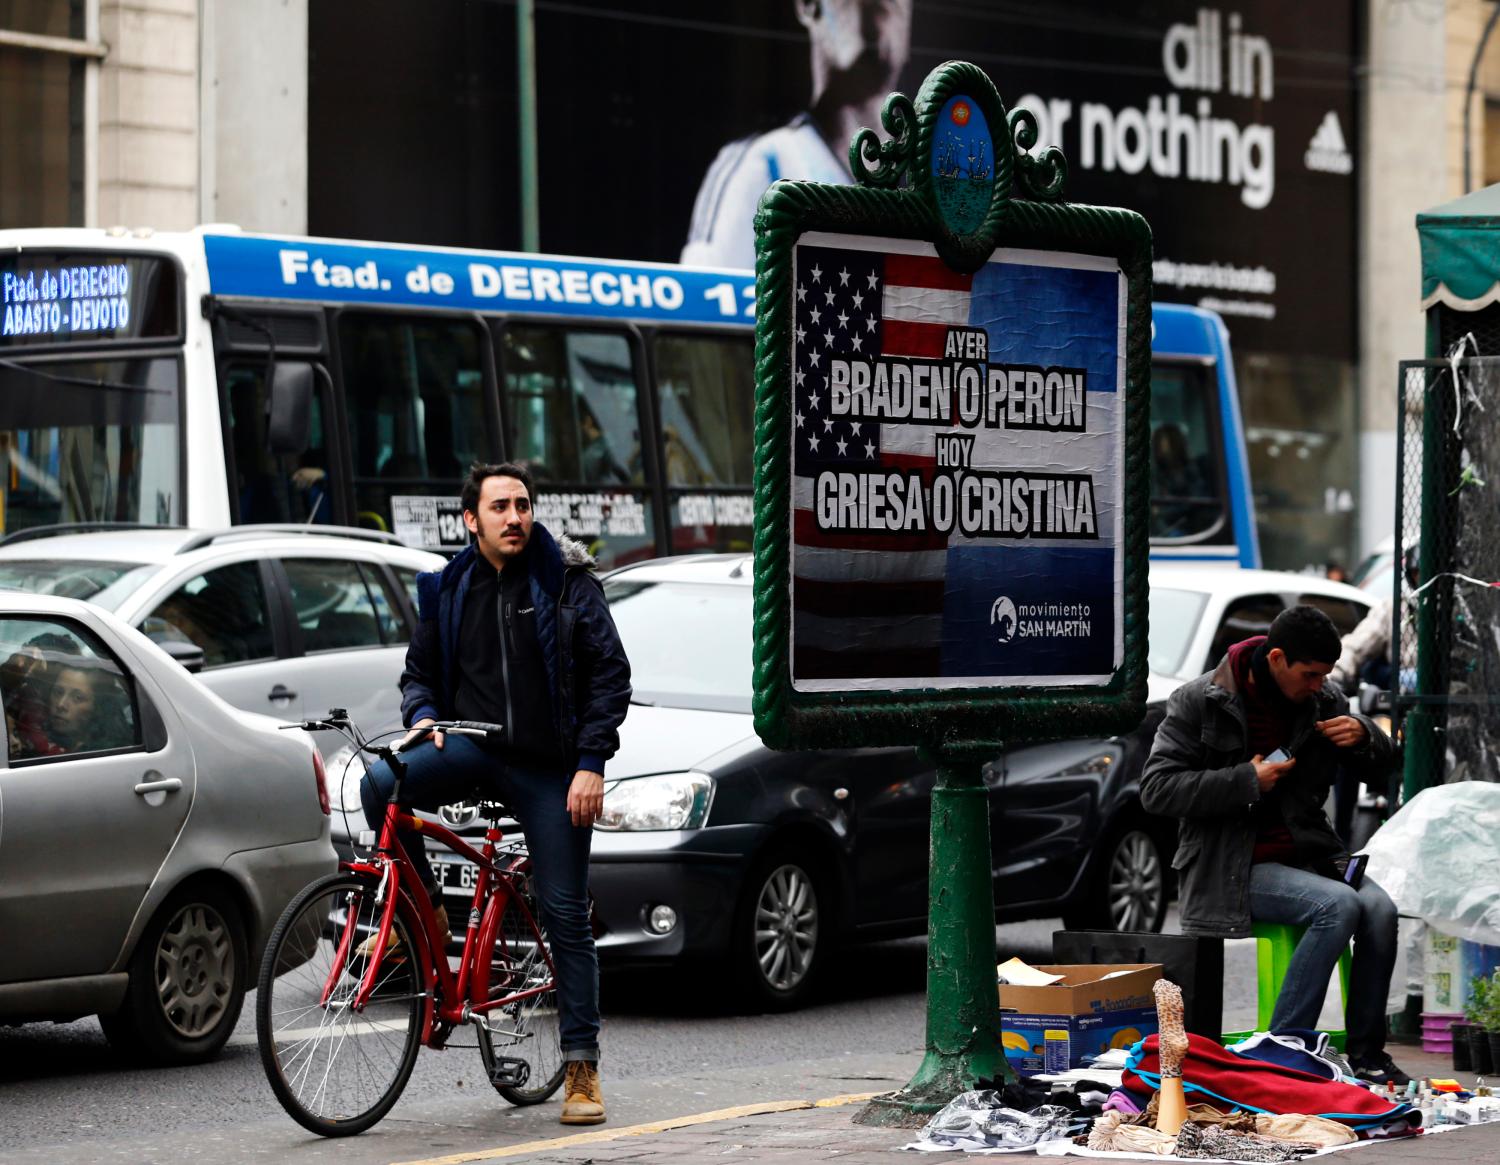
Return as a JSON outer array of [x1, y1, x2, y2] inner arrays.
[[0, 2, 88, 228], [1240, 353, 1359, 572]]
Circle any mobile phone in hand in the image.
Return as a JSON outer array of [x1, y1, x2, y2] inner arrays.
[[1265, 747, 1291, 764]]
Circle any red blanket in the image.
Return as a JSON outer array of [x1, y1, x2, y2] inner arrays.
[[1123, 1034, 1415, 1130]]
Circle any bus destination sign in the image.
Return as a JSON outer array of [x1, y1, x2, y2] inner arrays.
[[3, 262, 133, 339], [0, 253, 179, 348], [203, 234, 757, 326]]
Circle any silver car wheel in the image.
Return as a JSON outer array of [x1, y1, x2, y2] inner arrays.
[[154, 901, 236, 1039], [1107, 830, 1164, 932], [754, 864, 819, 992]]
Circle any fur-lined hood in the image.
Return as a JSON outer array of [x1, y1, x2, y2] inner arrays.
[[556, 533, 597, 571]]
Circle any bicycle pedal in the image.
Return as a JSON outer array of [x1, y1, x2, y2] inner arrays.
[[487, 1056, 531, 1088]]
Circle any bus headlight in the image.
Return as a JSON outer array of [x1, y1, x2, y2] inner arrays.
[[595, 772, 715, 831]]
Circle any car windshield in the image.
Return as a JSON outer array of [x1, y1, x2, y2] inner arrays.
[[603, 577, 751, 712], [0, 558, 157, 607], [1148, 586, 1208, 676]]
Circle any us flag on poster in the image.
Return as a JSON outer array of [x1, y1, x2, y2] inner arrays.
[[790, 241, 975, 681]]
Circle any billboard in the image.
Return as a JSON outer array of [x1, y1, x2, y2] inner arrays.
[[788, 234, 1124, 690], [310, 1, 1356, 361]]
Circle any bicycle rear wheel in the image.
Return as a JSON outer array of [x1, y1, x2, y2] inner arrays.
[[257, 872, 424, 1136], [476, 887, 567, 1104]]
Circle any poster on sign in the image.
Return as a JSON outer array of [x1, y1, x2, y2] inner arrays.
[[751, 59, 1150, 752], [790, 234, 1123, 691]]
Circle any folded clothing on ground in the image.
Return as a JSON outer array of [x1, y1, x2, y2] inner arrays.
[[1173, 1122, 1319, 1161], [1226, 1029, 1350, 1082], [1123, 1033, 1417, 1133]]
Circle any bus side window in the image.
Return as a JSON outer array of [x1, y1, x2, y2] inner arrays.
[[337, 315, 488, 531], [225, 363, 331, 525], [652, 334, 754, 487], [502, 327, 641, 487], [1149, 362, 1227, 543]]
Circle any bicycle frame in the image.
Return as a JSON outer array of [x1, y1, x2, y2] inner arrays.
[[331, 778, 558, 1048]]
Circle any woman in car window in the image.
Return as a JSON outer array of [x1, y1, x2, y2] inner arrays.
[[2, 632, 79, 759], [46, 664, 132, 754]]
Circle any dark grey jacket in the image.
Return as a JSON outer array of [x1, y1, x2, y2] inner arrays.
[[1140, 652, 1394, 938]]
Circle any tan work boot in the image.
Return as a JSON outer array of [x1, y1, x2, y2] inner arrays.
[[559, 1060, 605, 1125], [355, 902, 450, 959]]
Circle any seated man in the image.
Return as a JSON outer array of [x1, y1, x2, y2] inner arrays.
[[1141, 605, 1408, 1085]]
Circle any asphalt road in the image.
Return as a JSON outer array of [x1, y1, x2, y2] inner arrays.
[[0, 915, 1262, 1164]]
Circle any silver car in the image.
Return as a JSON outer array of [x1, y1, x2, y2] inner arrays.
[[0, 592, 334, 1063], [0, 524, 446, 759]]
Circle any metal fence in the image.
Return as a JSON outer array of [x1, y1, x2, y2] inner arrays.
[[1394, 353, 1500, 791]]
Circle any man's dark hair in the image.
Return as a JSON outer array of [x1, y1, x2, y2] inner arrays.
[[1266, 604, 1342, 666], [460, 462, 534, 515]]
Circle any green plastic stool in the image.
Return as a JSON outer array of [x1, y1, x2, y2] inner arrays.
[[1221, 921, 1352, 1052]]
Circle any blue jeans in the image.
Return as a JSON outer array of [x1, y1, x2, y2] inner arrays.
[[361, 736, 600, 1061], [1249, 862, 1398, 1062]]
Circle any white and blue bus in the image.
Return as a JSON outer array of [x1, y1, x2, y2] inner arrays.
[[0, 227, 1258, 569]]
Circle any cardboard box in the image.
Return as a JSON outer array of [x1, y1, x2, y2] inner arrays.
[[998, 963, 1162, 1076]]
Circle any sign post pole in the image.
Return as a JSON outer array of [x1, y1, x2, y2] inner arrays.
[[751, 59, 1152, 1123], [894, 749, 1005, 1111]]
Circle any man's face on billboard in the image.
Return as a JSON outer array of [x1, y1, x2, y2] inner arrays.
[[797, 0, 912, 78]]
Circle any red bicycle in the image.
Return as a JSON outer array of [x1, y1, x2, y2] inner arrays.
[[256, 710, 566, 1136]]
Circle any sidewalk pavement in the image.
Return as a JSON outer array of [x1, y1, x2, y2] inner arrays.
[[403, 1046, 1500, 1164]]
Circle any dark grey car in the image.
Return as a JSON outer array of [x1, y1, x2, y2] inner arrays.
[[409, 554, 1170, 1011]]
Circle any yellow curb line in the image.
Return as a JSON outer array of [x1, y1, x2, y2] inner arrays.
[[388, 1090, 884, 1165]]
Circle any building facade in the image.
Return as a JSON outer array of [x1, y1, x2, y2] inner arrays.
[[2, 0, 1489, 571]]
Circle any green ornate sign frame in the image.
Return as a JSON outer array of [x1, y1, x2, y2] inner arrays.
[[750, 60, 1152, 755]]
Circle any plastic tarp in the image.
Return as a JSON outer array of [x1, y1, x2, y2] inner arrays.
[[1364, 781, 1500, 944], [1417, 183, 1500, 312]]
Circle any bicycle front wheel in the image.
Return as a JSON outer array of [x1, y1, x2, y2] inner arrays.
[[477, 888, 567, 1105], [256, 872, 424, 1136]]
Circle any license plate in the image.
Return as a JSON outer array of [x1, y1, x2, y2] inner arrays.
[[434, 857, 478, 896]]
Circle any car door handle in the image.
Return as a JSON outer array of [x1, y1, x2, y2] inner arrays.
[[269, 684, 297, 702], [134, 777, 183, 795]]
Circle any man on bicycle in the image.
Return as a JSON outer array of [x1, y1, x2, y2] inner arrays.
[[361, 461, 631, 1125]]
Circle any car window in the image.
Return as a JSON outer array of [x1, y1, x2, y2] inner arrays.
[[603, 578, 751, 712], [0, 617, 140, 762], [141, 562, 275, 668], [0, 558, 157, 604], [363, 564, 408, 644], [1298, 594, 1367, 637], [1148, 587, 1208, 676], [1206, 593, 1285, 670], [394, 567, 421, 616], [282, 558, 385, 651]]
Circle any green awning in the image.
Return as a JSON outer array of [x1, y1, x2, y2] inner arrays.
[[1418, 183, 1500, 311]]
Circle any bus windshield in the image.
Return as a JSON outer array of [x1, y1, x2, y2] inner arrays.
[[0, 356, 181, 534], [1149, 360, 1228, 543]]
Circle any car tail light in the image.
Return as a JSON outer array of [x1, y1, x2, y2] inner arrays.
[[312, 748, 331, 815]]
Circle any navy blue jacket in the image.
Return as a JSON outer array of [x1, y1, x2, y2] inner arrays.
[[399, 523, 631, 775]]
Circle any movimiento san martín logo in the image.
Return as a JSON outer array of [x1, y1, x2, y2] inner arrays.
[[990, 596, 1018, 644], [990, 598, 1094, 645], [1304, 112, 1352, 175]]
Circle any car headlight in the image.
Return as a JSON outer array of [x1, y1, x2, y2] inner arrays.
[[595, 772, 715, 831], [326, 745, 365, 813]]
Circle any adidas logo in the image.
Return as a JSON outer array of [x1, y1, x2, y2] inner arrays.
[[1305, 112, 1352, 174]]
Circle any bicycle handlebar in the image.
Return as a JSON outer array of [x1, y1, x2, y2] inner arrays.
[[404, 720, 506, 745], [280, 711, 505, 752]]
